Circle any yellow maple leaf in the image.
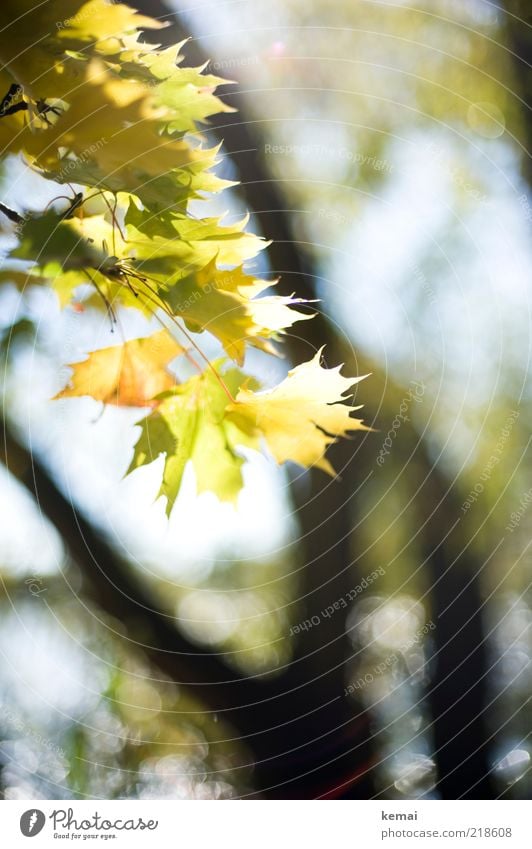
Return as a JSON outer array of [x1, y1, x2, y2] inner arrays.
[[226, 349, 370, 474], [55, 330, 183, 407]]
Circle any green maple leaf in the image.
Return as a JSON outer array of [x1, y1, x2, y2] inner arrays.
[[12, 211, 104, 270], [227, 349, 371, 474], [0, 1, 371, 512]]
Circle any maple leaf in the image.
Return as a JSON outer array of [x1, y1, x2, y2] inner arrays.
[[12, 211, 105, 270], [0, 3, 373, 512], [226, 349, 370, 474], [166, 258, 312, 364], [128, 366, 259, 513], [24, 61, 213, 206], [55, 331, 183, 407]]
